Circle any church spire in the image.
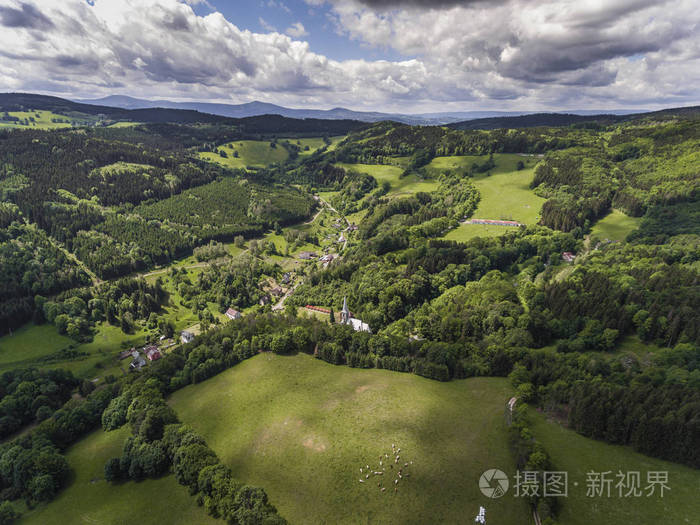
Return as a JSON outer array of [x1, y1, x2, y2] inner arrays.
[[341, 296, 350, 324]]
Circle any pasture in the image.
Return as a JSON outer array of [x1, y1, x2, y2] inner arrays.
[[294, 136, 345, 156], [0, 321, 148, 379], [439, 154, 545, 242], [18, 426, 218, 525], [170, 352, 530, 525], [0, 324, 73, 370], [336, 163, 439, 197], [529, 409, 700, 525], [199, 140, 289, 170], [0, 110, 94, 129], [590, 209, 641, 242]]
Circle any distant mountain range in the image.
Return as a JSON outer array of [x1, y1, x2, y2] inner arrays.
[[74, 95, 645, 126], [2, 92, 698, 131]]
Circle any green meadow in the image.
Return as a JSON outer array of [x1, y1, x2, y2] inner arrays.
[[590, 209, 641, 242], [0, 324, 73, 370], [199, 140, 289, 170], [294, 136, 345, 156], [0, 321, 145, 378], [170, 352, 530, 525], [0, 110, 93, 129], [439, 154, 545, 242], [18, 426, 218, 525], [528, 410, 700, 525], [336, 163, 439, 197]]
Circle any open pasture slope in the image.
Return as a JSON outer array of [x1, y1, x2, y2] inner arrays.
[[199, 140, 289, 170], [170, 353, 530, 525], [336, 163, 439, 197], [440, 154, 545, 242], [529, 410, 700, 525], [19, 426, 218, 525]]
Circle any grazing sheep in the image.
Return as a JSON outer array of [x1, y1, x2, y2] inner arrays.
[[359, 479, 364, 483], [365, 474, 369, 479], [381, 487, 386, 492]]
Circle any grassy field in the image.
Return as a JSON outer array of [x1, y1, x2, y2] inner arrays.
[[0, 321, 149, 379], [590, 209, 641, 242], [19, 426, 219, 525], [170, 353, 530, 525], [336, 163, 439, 197], [528, 409, 700, 525], [294, 136, 345, 156], [0, 324, 73, 370], [199, 140, 289, 170], [0, 110, 94, 129], [440, 154, 545, 242]]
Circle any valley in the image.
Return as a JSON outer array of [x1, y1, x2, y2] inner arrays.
[[0, 94, 698, 525]]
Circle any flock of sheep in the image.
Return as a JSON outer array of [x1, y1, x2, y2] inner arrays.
[[358, 443, 412, 494]]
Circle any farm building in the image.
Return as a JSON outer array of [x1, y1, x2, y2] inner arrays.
[[270, 287, 284, 298], [129, 350, 146, 370], [181, 330, 195, 344], [346, 223, 358, 232], [298, 251, 318, 260], [466, 219, 523, 227], [225, 308, 242, 320], [561, 252, 576, 262], [145, 346, 162, 361], [260, 295, 271, 306]]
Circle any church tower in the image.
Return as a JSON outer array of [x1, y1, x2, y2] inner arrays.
[[341, 296, 350, 325]]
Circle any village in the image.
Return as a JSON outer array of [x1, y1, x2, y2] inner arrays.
[[117, 199, 367, 374]]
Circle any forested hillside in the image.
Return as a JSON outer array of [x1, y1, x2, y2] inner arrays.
[[0, 107, 698, 524]]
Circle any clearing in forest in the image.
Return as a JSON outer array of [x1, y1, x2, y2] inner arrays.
[[18, 426, 219, 525], [199, 140, 289, 170], [590, 209, 641, 242], [170, 352, 529, 525], [529, 409, 700, 525], [439, 154, 545, 242]]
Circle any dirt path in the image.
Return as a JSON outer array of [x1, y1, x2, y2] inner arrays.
[[49, 235, 102, 286], [305, 207, 324, 224], [272, 281, 302, 311]]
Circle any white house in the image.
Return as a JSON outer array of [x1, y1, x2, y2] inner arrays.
[[181, 330, 195, 344]]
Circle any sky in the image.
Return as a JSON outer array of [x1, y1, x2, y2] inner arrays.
[[0, 0, 698, 113]]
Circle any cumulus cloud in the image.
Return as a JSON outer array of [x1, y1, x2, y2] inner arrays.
[[0, 0, 697, 111], [286, 22, 309, 38]]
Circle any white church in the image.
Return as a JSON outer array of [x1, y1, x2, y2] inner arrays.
[[340, 297, 371, 333]]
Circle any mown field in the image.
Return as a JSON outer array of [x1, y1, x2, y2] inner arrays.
[[199, 140, 289, 170], [440, 154, 546, 242], [170, 353, 530, 525], [18, 426, 219, 525], [528, 410, 700, 525], [590, 209, 642, 242]]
